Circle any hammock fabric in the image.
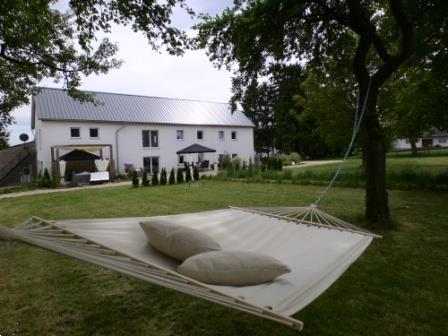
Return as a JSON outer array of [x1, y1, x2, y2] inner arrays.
[[0, 207, 379, 331]]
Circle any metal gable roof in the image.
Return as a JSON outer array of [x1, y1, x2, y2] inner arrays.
[[33, 87, 254, 127]]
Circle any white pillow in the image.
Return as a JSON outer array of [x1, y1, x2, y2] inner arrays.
[[177, 251, 291, 286], [139, 221, 221, 261]]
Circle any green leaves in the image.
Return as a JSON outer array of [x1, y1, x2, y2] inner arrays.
[[0, 0, 189, 125]]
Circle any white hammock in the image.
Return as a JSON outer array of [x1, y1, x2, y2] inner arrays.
[[0, 207, 379, 331]]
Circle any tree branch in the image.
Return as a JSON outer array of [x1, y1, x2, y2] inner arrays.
[[345, 0, 393, 63], [373, 0, 413, 86], [353, 35, 371, 85], [0, 46, 88, 73]]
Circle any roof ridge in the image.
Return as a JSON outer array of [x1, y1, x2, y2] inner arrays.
[[35, 86, 229, 105]]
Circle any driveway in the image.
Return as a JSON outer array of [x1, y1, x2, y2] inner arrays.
[[284, 160, 341, 169]]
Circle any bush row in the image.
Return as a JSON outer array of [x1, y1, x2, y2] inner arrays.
[[209, 166, 448, 192], [132, 166, 200, 187]]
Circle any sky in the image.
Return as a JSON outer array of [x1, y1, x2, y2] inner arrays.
[[8, 1, 234, 145]]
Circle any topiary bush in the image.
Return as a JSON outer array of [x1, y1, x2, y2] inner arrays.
[[152, 171, 159, 186], [169, 168, 175, 184], [132, 171, 139, 187], [142, 171, 149, 186], [160, 168, 167, 185], [176, 169, 184, 183], [185, 167, 192, 183], [193, 165, 199, 181], [36, 168, 53, 188]]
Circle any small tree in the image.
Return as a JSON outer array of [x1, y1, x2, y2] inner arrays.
[[185, 166, 192, 183], [160, 168, 167, 185], [176, 169, 184, 183], [169, 168, 175, 184], [37, 168, 53, 188], [132, 171, 139, 187], [152, 171, 159, 186], [233, 157, 241, 170], [51, 171, 60, 188], [142, 171, 149, 186], [193, 165, 199, 181]]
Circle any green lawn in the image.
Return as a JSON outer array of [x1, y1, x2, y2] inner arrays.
[[283, 155, 448, 190], [1, 181, 447, 335]]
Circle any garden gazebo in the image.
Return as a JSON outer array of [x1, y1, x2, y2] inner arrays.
[[176, 143, 216, 168]]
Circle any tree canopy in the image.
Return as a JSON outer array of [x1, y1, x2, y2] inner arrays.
[[196, 0, 447, 224], [0, 0, 189, 128]]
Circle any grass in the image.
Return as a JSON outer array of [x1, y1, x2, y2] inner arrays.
[[0, 184, 33, 195], [215, 155, 448, 191], [0, 181, 447, 335]]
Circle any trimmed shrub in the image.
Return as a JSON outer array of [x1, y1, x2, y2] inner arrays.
[[233, 157, 241, 170], [132, 171, 139, 187], [51, 171, 60, 188], [169, 168, 175, 184], [176, 169, 184, 183], [160, 168, 167, 185], [152, 171, 159, 186], [185, 167, 192, 183], [142, 171, 149, 186], [37, 168, 53, 188], [193, 165, 199, 181]]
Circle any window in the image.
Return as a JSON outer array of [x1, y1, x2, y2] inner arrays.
[[218, 130, 225, 140], [89, 128, 99, 138], [178, 155, 184, 164], [197, 130, 204, 140], [143, 156, 160, 174], [142, 130, 159, 148], [176, 130, 184, 140], [231, 131, 237, 140], [70, 127, 80, 138], [439, 137, 447, 144], [232, 153, 238, 159]]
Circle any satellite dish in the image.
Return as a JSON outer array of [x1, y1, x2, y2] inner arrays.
[[19, 133, 29, 142]]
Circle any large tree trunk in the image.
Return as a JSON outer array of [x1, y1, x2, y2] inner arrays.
[[347, 0, 412, 226], [360, 84, 390, 224], [364, 114, 390, 223]]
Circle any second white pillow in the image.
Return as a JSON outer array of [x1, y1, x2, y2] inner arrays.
[[177, 250, 291, 286]]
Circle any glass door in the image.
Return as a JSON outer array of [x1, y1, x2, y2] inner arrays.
[[143, 156, 159, 174]]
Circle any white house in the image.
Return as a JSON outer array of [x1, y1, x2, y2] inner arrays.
[[32, 88, 255, 177], [392, 129, 448, 150]]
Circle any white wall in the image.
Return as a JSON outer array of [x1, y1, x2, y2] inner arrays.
[[35, 120, 254, 173], [393, 137, 448, 149]]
